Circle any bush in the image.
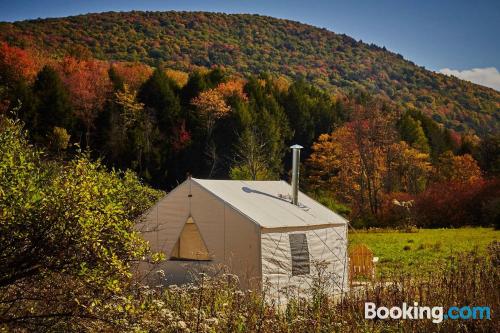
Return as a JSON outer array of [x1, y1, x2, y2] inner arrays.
[[413, 179, 500, 227], [0, 116, 163, 330], [381, 180, 500, 228], [49, 126, 71, 152]]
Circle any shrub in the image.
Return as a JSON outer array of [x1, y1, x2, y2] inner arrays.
[[381, 180, 500, 228], [0, 116, 163, 330], [413, 179, 500, 227], [49, 126, 71, 152]]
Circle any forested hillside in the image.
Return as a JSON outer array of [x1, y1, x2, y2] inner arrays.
[[0, 11, 499, 135], [0, 11, 499, 227]]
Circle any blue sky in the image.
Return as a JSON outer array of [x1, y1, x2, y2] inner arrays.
[[1, 0, 499, 90]]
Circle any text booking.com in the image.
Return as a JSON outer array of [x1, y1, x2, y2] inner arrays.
[[365, 302, 491, 323]]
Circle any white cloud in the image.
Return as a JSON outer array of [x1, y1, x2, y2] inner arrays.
[[439, 67, 500, 91]]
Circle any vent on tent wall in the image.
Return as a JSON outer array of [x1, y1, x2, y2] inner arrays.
[[170, 217, 211, 261]]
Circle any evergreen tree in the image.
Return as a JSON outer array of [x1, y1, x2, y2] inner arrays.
[[9, 81, 37, 132], [137, 69, 184, 186], [284, 79, 338, 150], [407, 110, 456, 159], [138, 68, 181, 134], [180, 69, 225, 107], [32, 66, 74, 140], [244, 76, 291, 177], [476, 134, 500, 176], [181, 71, 208, 107], [399, 113, 430, 153]]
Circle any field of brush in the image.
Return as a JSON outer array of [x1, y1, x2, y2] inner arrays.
[[349, 227, 499, 277]]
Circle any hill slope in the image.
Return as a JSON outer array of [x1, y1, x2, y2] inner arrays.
[[1, 11, 498, 135]]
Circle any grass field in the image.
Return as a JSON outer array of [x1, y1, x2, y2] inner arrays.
[[348, 227, 499, 277]]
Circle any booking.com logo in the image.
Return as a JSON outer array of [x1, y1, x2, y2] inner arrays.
[[365, 302, 491, 323]]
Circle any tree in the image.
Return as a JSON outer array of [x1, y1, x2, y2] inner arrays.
[[307, 101, 398, 218], [32, 66, 74, 140], [105, 83, 161, 182], [0, 42, 39, 85], [115, 84, 145, 128], [135, 69, 184, 185], [180, 69, 226, 107], [458, 133, 480, 156], [349, 102, 397, 217], [283, 79, 339, 150], [407, 110, 456, 159], [475, 134, 500, 177], [307, 127, 363, 215], [399, 113, 430, 153], [385, 141, 431, 194], [412, 179, 500, 228], [165, 68, 189, 88], [181, 71, 209, 107], [433, 151, 482, 183], [110, 62, 153, 91], [230, 127, 273, 180], [191, 88, 231, 137], [217, 79, 248, 101], [191, 88, 231, 177], [243, 76, 291, 177], [59, 57, 112, 147], [138, 68, 181, 134]]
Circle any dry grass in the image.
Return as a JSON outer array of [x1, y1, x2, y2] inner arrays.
[[76, 241, 499, 333]]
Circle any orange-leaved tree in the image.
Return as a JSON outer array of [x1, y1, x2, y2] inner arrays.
[[59, 57, 112, 147], [191, 88, 231, 177], [432, 151, 482, 183], [0, 42, 40, 84], [307, 102, 396, 218]]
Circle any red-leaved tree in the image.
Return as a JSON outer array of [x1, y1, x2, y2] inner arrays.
[[59, 57, 112, 146]]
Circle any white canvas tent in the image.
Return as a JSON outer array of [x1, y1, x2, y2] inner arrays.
[[137, 177, 349, 301]]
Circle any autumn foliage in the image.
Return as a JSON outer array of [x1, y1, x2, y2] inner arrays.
[[58, 57, 112, 145], [411, 179, 500, 228], [0, 42, 40, 83], [0, 38, 497, 228], [307, 102, 430, 218], [306, 99, 497, 227], [2, 11, 498, 136], [110, 62, 154, 91]]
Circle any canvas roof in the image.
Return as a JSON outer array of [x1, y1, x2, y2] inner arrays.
[[191, 178, 348, 229]]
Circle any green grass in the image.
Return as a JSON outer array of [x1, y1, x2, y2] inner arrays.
[[348, 227, 499, 277]]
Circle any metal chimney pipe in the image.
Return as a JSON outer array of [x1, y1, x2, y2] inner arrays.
[[290, 144, 303, 205]]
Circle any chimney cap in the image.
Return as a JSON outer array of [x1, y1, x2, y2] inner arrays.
[[290, 144, 303, 149]]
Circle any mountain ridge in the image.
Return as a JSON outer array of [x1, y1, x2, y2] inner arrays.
[[1, 10, 498, 135]]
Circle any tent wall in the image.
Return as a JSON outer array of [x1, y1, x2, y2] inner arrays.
[[136, 180, 190, 253], [189, 180, 225, 260], [223, 205, 261, 289], [260, 224, 348, 304], [136, 179, 261, 288], [135, 180, 192, 284]]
